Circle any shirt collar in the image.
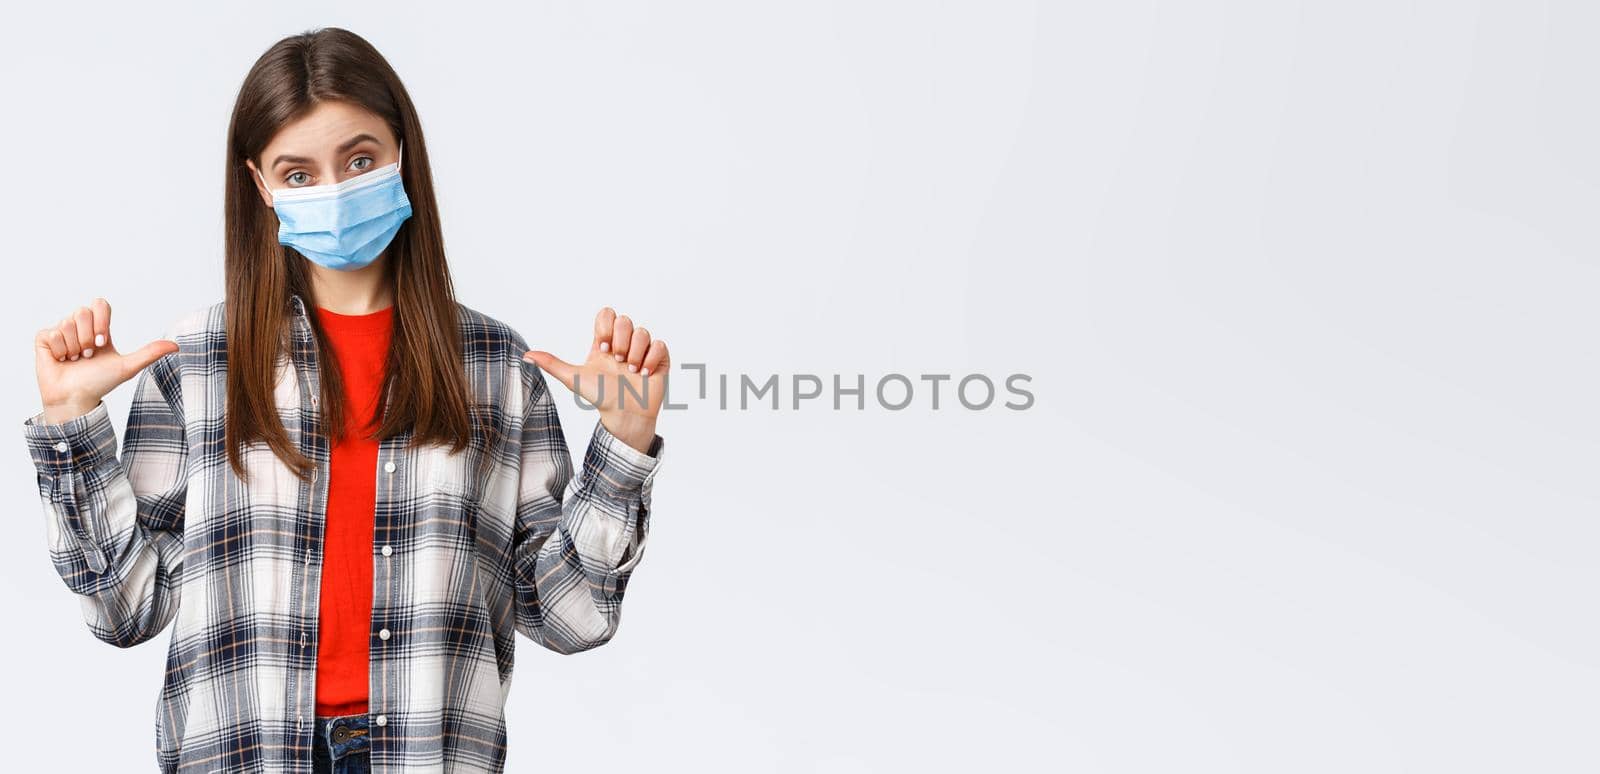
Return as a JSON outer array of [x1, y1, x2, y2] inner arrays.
[[288, 293, 313, 342]]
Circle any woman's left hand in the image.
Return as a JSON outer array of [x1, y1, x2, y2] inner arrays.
[[523, 306, 668, 454]]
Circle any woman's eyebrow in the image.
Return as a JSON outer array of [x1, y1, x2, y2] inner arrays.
[[271, 133, 383, 170]]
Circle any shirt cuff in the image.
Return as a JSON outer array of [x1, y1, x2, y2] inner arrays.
[[579, 419, 663, 503], [23, 400, 117, 477]]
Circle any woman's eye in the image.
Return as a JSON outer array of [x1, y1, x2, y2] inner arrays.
[[349, 156, 373, 172], [287, 172, 310, 186]]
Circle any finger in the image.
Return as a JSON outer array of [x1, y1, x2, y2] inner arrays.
[[91, 297, 111, 350], [40, 327, 69, 362], [625, 327, 650, 373], [593, 307, 617, 355], [640, 338, 667, 377], [121, 339, 180, 375], [58, 316, 82, 361], [610, 315, 633, 362], [74, 306, 96, 358], [523, 350, 577, 392]]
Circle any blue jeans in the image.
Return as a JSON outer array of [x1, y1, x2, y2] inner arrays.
[[312, 713, 371, 774]]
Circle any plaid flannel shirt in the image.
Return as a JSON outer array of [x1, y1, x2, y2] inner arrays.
[[21, 293, 663, 773]]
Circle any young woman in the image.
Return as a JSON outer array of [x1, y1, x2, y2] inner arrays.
[[23, 28, 667, 774]]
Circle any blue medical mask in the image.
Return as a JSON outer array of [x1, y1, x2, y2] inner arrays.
[[253, 140, 412, 271]]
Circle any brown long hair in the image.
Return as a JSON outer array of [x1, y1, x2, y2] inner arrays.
[[223, 27, 470, 483]]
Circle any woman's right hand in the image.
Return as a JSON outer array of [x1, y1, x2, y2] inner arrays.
[[33, 297, 179, 425]]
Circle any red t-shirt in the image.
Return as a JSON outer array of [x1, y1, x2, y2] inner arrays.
[[312, 304, 393, 717]]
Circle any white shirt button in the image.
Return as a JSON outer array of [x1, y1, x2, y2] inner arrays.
[[375, 714, 387, 726], [384, 460, 396, 473], [381, 545, 393, 557], [53, 441, 68, 453], [379, 628, 391, 640]]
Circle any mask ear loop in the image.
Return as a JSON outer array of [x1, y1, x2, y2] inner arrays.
[[251, 159, 276, 197]]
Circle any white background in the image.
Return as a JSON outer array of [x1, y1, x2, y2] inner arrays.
[[2, 1, 1594, 771]]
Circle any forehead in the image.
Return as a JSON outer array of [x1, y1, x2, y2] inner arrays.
[[262, 100, 395, 158]]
